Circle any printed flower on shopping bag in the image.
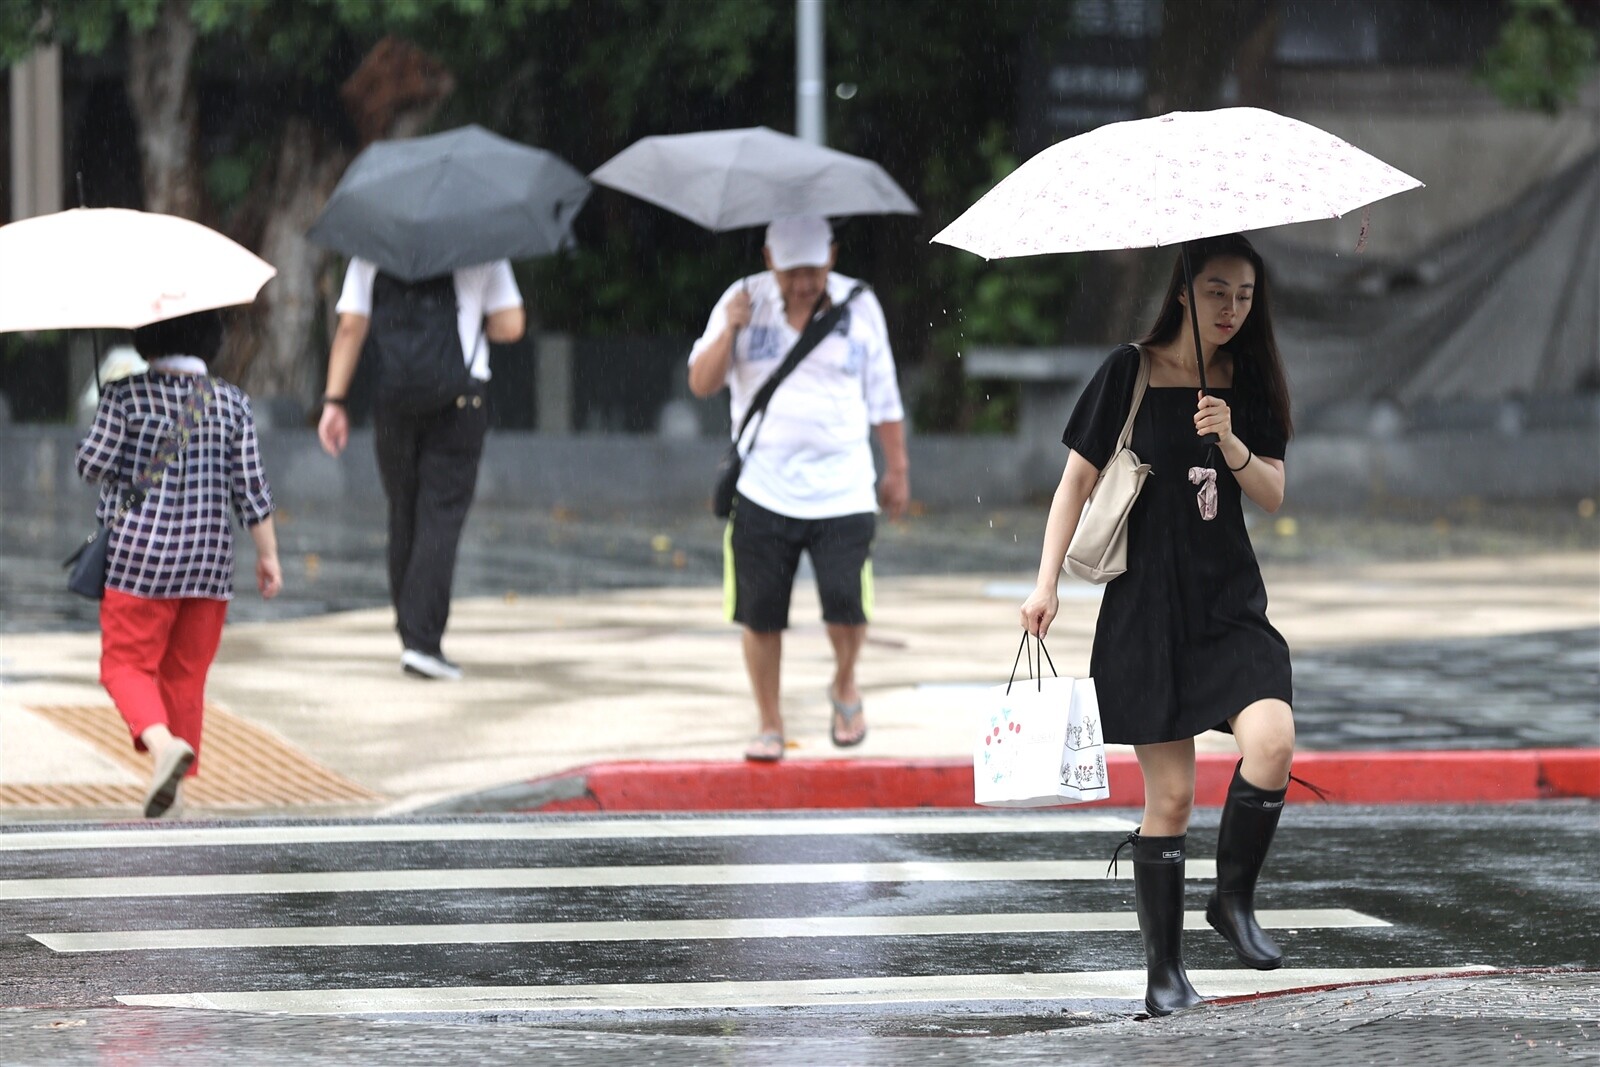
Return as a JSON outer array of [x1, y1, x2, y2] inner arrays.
[[1061, 751, 1108, 790], [981, 700, 1028, 782], [980, 704, 1021, 765], [1066, 716, 1098, 751]]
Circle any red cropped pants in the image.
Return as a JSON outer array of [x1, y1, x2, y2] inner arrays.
[[99, 589, 228, 776]]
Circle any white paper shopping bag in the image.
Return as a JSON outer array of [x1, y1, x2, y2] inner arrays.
[[1058, 676, 1110, 803], [973, 674, 1078, 807], [973, 635, 1111, 807]]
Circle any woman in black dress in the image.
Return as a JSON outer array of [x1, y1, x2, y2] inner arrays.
[[1021, 233, 1296, 1017]]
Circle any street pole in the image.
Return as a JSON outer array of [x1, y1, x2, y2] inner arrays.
[[796, 0, 825, 145], [9, 45, 62, 222]]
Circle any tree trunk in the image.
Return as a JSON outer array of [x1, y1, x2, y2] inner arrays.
[[220, 37, 454, 412], [221, 118, 349, 404], [124, 0, 203, 219]]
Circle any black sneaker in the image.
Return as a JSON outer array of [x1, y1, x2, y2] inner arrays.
[[400, 649, 463, 680]]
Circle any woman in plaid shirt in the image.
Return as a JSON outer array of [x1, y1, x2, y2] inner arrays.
[[75, 310, 281, 818]]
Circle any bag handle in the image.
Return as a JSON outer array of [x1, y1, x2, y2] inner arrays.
[[733, 282, 868, 456], [1114, 344, 1151, 453], [1006, 631, 1058, 694]]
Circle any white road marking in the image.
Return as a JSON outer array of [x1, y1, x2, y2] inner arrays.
[[116, 967, 1494, 1014], [0, 858, 1216, 900], [0, 813, 1134, 853], [32, 908, 1386, 952]]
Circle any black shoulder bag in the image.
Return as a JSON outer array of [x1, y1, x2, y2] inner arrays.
[[712, 283, 866, 518], [65, 377, 216, 599]]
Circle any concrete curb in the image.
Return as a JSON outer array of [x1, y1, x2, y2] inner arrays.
[[422, 748, 1600, 814]]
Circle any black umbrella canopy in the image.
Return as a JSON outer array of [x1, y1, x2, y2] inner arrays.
[[308, 125, 592, 281]]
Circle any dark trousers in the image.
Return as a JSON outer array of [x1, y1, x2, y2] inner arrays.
[[373, 393, 487, 656]]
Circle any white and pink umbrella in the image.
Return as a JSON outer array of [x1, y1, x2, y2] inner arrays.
[[0, 207, 276, 333]]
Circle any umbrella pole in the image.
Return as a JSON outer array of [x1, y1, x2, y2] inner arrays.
[[1180, 242, 1218, 445], [1180, 241, 1207, 394], [75, 171, 103, 398]]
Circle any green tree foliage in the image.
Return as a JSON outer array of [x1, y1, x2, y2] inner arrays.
[[1, 0, 1078, 431], [0, 0, 564, 64], [512, 0, 1076, 433], [1479, 0, 1598, 114]]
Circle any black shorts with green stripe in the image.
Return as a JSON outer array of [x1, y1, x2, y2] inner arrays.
[[724, 494, 876, 633]]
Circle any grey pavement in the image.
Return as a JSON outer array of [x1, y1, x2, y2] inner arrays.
[[5, 495, 1599, 632], [0, 481, 1596, 1067], [0, 499, 1596, 816], [1293, 626, 1599, 750]]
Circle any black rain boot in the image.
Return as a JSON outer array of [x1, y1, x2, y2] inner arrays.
[[1206, 761, 1288, 969], [1129, 831, 1205, 1017]]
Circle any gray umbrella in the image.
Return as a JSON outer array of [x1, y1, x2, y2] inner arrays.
[[308, 125, 591, 281], [589, 126, 918, 231]]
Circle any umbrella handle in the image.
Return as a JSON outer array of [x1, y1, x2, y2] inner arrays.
[[1180, 243, 1219, 445]]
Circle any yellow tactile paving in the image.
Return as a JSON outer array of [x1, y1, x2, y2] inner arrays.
[[3, 704, 382, 811]]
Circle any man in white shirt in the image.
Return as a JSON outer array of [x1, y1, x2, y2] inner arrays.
[[688, 216, 910, 761], [317, 258, 525, 680]]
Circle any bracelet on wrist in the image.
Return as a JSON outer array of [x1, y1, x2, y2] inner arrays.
[[1227, 450, 1253, 473], [322, 395, 346, 407]]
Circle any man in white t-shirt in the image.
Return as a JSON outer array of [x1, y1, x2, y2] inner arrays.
[[688, 216, 910, 762], [317, 258, 524, 680]]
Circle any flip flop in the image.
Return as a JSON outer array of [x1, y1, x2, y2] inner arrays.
[[829, 691, 867, 748], [744, 731, 785, 762]]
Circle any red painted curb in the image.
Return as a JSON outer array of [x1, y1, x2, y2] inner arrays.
[[511, 748, 1600, 813]]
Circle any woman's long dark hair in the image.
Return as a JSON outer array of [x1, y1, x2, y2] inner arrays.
[[1135, 233, 1293, 440]]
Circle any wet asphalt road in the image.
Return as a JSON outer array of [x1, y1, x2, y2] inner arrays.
[[2, 972, 1596, 1067], [0, 804, 1592, 1064]]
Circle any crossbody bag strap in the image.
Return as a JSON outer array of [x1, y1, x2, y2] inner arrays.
[[733, 283, 868, 455], [108, 376, 217, 527], [1114, 344, 1151, 452]]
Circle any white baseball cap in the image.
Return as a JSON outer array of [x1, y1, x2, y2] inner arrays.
[[764, 215, 834, 270]]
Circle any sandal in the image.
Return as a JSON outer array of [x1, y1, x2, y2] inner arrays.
[[744, 731, 785, 762], [143, 738, 195, 819], [829, 690, 867, 748]]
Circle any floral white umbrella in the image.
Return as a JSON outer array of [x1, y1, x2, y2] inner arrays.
[[932, 107, 1423, 389], [932, 107, 1422, 259], [0, 208, 276, 333]]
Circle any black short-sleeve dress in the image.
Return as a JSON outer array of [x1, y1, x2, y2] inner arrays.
[[1062, 343, 1292, 745]]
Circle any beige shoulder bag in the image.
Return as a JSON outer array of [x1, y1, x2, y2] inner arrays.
[[1064, 346, 1152, 584]]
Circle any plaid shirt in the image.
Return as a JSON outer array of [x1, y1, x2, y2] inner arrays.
[[75, 371, 275, 601]]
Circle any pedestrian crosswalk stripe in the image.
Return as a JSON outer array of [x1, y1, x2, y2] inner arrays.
[[115, 966, 1494, 1014], [0, 813, 1135, 853], [31, 908, 1387, 952], [0, 858, 1218, 900]]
